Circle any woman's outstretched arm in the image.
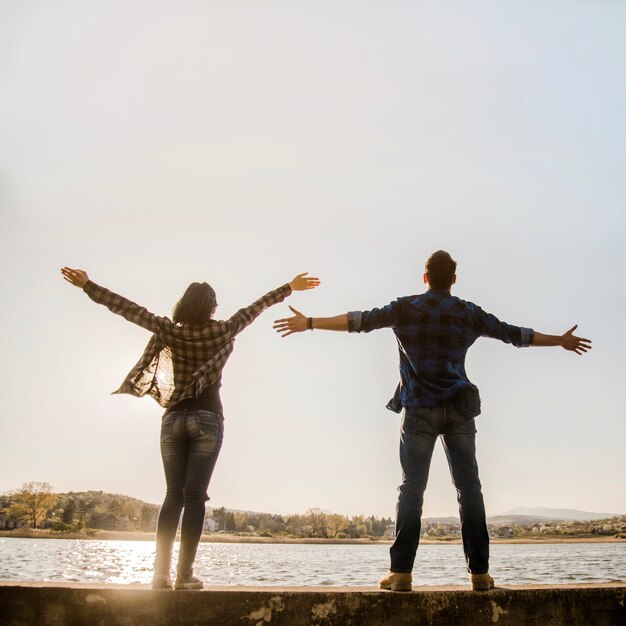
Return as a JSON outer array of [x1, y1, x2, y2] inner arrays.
[[226, 272, 320, 336], [61, 267, 175, 337]]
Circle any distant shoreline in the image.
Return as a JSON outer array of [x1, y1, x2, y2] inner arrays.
[[1, 529, 624, 544]]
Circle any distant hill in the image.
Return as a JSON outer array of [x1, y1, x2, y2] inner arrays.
[[497, 507, 619, 522], [421, 508, 622, 527]]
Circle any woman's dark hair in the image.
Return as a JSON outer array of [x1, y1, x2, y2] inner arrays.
[[425, 250, 457, 289], [172, 282, 217, 325]]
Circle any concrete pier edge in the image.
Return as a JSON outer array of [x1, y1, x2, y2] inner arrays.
[[1, 581, 625, 625]]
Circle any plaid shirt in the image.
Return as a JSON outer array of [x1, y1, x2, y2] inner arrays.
[[83, 281, 292, 408], [347, 289, 534, 413]]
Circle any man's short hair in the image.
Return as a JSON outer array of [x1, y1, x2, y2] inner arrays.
[[425, 250, 457, 289]]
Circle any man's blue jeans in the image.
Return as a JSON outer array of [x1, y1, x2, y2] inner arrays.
[[155, 410, 223, 577], [389, 401, 489, 574]]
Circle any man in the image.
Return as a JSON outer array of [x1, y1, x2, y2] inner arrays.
[[273, 250, 591, 591]]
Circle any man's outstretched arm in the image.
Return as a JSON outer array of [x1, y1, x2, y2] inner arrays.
[[274, 297, 403, 337], [273, 306, 348, 336], [531, 325, 592, 355]]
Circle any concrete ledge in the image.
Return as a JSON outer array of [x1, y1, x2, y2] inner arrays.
[[1, 582, 625, 625]]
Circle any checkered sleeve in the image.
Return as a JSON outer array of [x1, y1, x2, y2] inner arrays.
[[470, 304, 533, 347], [226, 284, 292, 336], [83, 281, 175, 337], [348, 299, 404, 333]]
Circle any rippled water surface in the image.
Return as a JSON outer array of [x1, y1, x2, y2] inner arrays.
[[1, 539, 624, 586]]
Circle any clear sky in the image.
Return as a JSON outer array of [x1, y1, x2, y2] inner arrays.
[[1, 1, 624, 518]]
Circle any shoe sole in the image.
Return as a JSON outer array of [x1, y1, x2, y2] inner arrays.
[[379, 582, 413, 592], [174, 583, 204, 590]]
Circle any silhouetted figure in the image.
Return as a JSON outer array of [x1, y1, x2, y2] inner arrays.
[[62, 267, 319, 590], [274, 250, 591, 591]]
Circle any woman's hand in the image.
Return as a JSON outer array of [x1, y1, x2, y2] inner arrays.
[[273, 306, 308, 337], [288, 272, 320, 292], [61, 267, 89, 288]]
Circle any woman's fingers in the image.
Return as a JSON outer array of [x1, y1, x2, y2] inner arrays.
[[61, 266, 88, 287]]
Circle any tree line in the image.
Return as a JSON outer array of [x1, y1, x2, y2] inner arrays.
[[210, 507, 394, 539], [0, 482, 159, 532], [2, 483, 624, 539], [1, 483, 393, 538]]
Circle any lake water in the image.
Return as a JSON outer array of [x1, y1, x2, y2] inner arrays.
[[1, 539, 624, 586]]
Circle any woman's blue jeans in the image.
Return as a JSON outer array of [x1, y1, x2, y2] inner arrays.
[[389, 402, 489, 575], [155, 410, 223, 578]]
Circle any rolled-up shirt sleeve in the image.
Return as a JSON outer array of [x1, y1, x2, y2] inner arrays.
[[348, 299, 404, 333], [347, 311, 363, 332], [471, 304, 534, 347], [520, 327, 535, 347]]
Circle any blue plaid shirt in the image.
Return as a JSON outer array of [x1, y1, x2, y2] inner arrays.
[[347, 289, 534, 413]]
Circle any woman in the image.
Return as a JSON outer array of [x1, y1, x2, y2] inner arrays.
[[61, 267, 319, 590]]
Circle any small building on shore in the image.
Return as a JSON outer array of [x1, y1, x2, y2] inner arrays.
[[0, 512, 27, 530]]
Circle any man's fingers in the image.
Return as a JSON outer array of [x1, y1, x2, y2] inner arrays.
[[289, 306, 303, 316], [566, 324, 578, 335]]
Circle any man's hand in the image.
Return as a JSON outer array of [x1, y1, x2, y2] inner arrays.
[[61, 267, 89, 288], [560, 325, 592, 354], [273, 306, 308, 337], [288, 272, 320, 292]]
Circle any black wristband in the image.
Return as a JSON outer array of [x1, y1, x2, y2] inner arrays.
[[307, 317, 313, 330]]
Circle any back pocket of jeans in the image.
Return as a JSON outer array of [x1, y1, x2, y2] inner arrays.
[[196, 414, 222, 441], [160, 414, 176, 443], [403, 408, 432, 434]]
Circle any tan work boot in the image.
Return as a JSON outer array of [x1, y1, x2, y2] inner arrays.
[[378, 570, 412, 592], [469, 572, 495, 591]]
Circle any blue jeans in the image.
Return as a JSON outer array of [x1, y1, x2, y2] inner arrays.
[[155, 410, 223, 577], [389, 401, 489, 574]]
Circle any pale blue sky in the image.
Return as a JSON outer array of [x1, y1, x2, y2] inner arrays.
[[1, 1, 624, 518]]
